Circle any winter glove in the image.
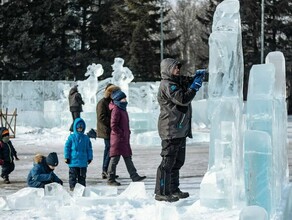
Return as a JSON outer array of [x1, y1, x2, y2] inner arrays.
[[58, 180, 63, 186], [88, 160, 92, 165], [190, 69, 207, 92], [65, 158, 70, 164], [194, 69, 206, 78], [15, 156, 20, 160], [0, 159, 3, 165], [190, 77, 203, 91]]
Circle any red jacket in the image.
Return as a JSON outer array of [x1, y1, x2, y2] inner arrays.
[[109, 101, 132, 157]]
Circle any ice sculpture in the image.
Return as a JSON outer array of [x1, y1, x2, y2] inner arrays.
[[78, 63, 104, 107], [199, 0, 245, 208], [111, 57, 134, 99], [244, 52, 290, 218]]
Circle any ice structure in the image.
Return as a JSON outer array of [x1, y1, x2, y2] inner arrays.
[[199, 0, 245, 209], [111, 57, 134, 100], [78, 63, 104, 108], [199, 0, 292, 218], [244, 52, 291, 219]]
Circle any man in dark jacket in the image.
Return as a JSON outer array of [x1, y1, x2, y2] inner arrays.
[[0, 127, 19, 184], [68, 85, 85, 131], [96, 83, 120, 179], [154, 58, 206, 202], [27, 152, 63, 188]]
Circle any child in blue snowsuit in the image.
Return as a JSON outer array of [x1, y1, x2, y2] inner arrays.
[[64, 117, 93, 191], [27, 152, 63, 188]]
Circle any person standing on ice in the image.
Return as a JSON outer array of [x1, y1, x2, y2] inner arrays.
[[106, 87, 146, 186], [64, 117, 93, 191], [68, 85, 85, 132], [154, 58, 206, 202]]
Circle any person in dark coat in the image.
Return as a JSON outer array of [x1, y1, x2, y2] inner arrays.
[[64, 117, 93, 191], [96, 83, 121, 179], [154, 58, 206, 202], [0, 127, 19, 184], [107, 89, 146, 186], [68, 85, 85, 131], [27, 152, 63, 188]]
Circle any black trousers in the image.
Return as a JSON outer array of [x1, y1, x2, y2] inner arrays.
[[69, 112, 81, 131], [1, 161, 15, 179], [69, 167, 87, 189], [155, 137, 186, 195]]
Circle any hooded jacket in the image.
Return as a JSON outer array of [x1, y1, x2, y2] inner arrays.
[[27, 154, 62, 188], [157, 58, 196, 140], [0, 127, 18, 163], [108, 99, 132, 157], [68, 85, 85, 112], [96, 85, 120, 139], [64, 118, 93, 167]]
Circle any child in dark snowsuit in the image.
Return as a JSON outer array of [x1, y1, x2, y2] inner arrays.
[[27, 152, 63, 188], [0, 128, 19, 184]]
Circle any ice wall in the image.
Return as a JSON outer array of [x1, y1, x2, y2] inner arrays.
[[199, 0, 245, 208], [244, 52, 289, 218]]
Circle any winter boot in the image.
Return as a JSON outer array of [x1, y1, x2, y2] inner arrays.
[[107, 180, 121, 186], [132, 175, 146, 182], [102, 172, 107, 179], [172, 189, 189, 199], [154, 194, 179, 202], [4, 177, 10, 184]]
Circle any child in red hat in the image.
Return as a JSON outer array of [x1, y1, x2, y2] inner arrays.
[[0, 127, 19, 184]]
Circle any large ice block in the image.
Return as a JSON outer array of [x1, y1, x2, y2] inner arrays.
[[244, 130, 272, 215], [200, 0, 245, 209], [245, 58, 290, 218], [6, 187, 44, 210], [239, 205, 268, 220]]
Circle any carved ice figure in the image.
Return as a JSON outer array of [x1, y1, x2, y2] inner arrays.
[[111, 57, 134, 99], [78, 63, 104, 105]]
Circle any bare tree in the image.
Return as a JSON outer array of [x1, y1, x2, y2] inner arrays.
[[169, 0, 209, 74]]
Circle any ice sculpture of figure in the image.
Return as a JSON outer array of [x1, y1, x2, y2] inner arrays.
[[199, 0, 245, 208], [78, 63, 104, 105], [138, 85, 153, 112], [111, 58, 134, 99]]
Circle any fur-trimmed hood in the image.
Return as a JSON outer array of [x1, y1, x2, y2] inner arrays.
[[34, 154, 44, 164], [104, 85, 121, 98]]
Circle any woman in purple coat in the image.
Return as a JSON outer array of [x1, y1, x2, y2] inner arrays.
[[107, 88, 146, 186]]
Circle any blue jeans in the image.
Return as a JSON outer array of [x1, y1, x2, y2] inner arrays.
[[102, 139, 110, 172]]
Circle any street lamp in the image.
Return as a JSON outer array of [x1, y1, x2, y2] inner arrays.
[[160, 0, 164, 61], [260, 0, 264, 63]]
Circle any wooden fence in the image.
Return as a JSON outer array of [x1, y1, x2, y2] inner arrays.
[[0, 108, 17, 138]]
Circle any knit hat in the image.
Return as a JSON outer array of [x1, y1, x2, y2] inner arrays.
[[46, 152, 59, 166], [2, 129, 9, 137], [111, 90, 126, 101]]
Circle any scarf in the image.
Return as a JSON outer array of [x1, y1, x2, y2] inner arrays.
[[113, 100, 128, 111]]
